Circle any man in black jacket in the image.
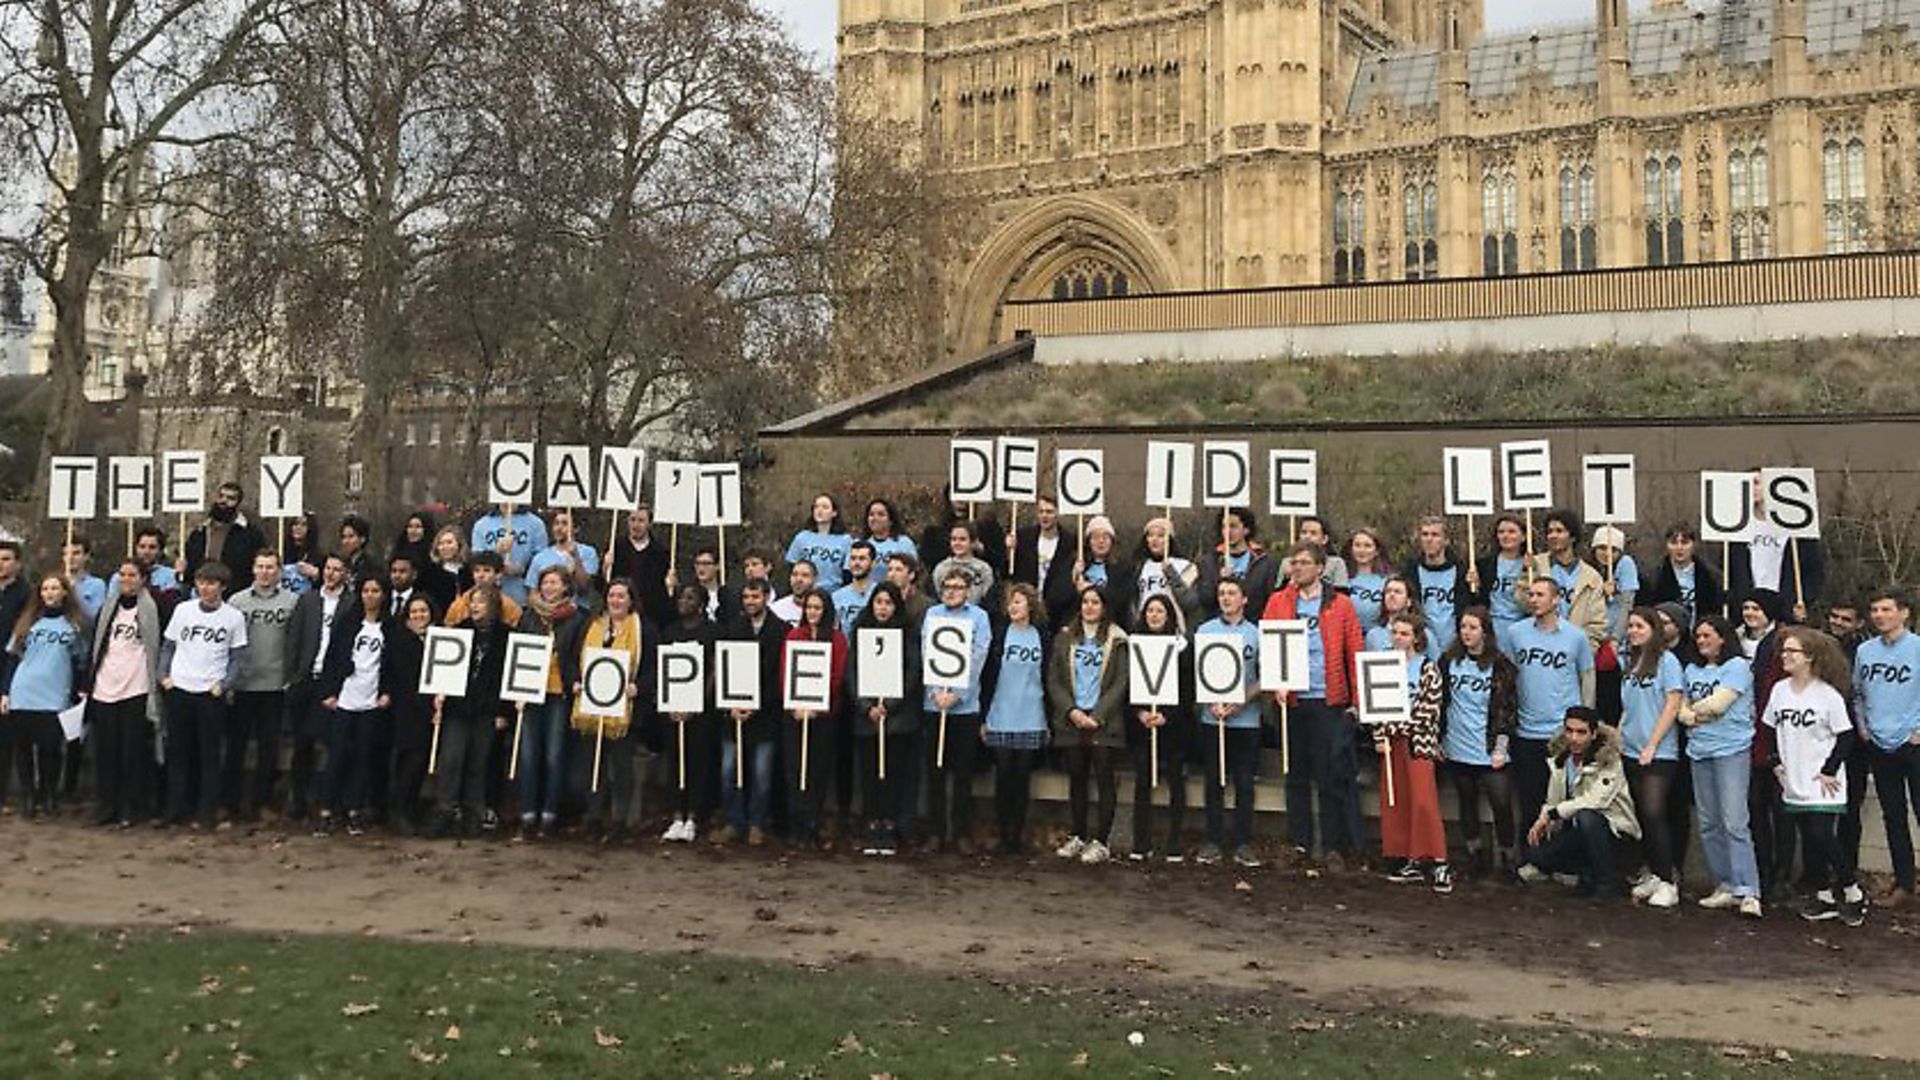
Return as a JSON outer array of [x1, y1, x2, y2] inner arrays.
[[1196, 507, 1280, 622], [184, 482, 265, 597], [284, 555, 349, 821], [1007, 495, 1079, 631], [606, 505, 672, 628], [715, 580, 789, 846]]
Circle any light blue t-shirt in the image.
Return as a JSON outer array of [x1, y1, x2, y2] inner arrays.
[[72, 573, 106, 622], [148, 564, 180, 594], [985, 624, 1046, 734], [1548, 560, 1580, 621], [6, 614, 86, 712], [1442, 658, 1495, 766], [1488, 556, 1526, 625], [1416, 563, 1460, 654], [785, 531, 852, 592], [1296, 592, 1326, 698], [1673, 563, 1698, 625], [1604, 555, 1641, 642], [921, 601, 992, 714], [1502, 618, 1595, 741], [1620, 650, 1684, 761], [867, 535, 917, 570], [526, 543, 600, 595], [471, 511, 550, 604], [1083, 560, 1110, 589], [1347, 572, 1386, 631], [830, 580, 876, 640], [1071, 635, 1104, 709], [1853, 632, 1920, 750], [280, 564, 313, 595], [1195, 616, 1261, 729], [1684, 657, 1755, 761]]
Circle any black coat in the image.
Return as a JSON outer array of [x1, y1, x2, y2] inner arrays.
[[1009, 524, 1081, 631], [1722, 538, 1825, 613], [721, 610, 789, 743], [845, 617, 923, 736], [185, 518, 267, 597], [607, 538, 672, 629], [1645, 557, 1725, 624]]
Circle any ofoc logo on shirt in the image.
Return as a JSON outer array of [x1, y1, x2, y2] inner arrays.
[[1686, 678, 1723, 700], [1773, 706, 1822, 728], [1073, 642, 1102, 670], [110, 622, 142, 643], [1514, 647, 1570, 670], [355, 634, 384, 658], [26, 626, 77, 648], [1860, 662, 1914, 685], [1421, 586, 1454, 607], [1003, 643, 1042, 665], [248, 606, 294, 627], [1450, 671, 1492, 695], [180, 625, 232, 644]]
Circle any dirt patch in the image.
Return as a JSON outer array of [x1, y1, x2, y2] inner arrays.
[[3, 820, 1917, 1060]]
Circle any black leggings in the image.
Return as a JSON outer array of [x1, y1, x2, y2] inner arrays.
[[1794, 811, 1855, 894], [1509, 737, 1552, 850], [993, 745, 1037, 851], [1131, 717, 1191, 855], [1446, 761, 1514, 858], [1624, 759, 1681, 882], [1064, 742, 1117, 844], [858, 729, 916, 826], [672, 715, 717, 822]]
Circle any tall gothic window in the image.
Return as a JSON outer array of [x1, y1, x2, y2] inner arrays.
[[1644, 152, 1684, 266], [1114, 70, 1133, 147], [1333, 176, 1367, 284], [1159, 61, 1180, 141], [1034, 81, 1053, 155], [1481, 162, 1518, 277], [1824, 122, 1869, 253], [1728, 134, 1772, 261], [1559, 159, 1597, 270], [1138, 68, 1156, 144], [1077, 73, 1096, 151], [1403, 169, 1439, 281]]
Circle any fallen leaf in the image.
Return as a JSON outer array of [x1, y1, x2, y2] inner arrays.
[[1233, 880, 1253, 893], [443, 1024, 461, 1041], [1626, 1024, 1654, 1038], [407, 1040, 446, 1065], [1070, 1050, 1090, 1067], [53, 1040, 75, 1057], [838, 1033, 864, 1054], [1720, 1045, 1753, 1059], [1775, 1049, 1794, 1063], [232, 1051, 255, 1070], [341, 1002, 381, 1017], [594, 1027, 624, 1048], [1507, 1047, 1533, 1058], [728, 1064, 756, 1077]]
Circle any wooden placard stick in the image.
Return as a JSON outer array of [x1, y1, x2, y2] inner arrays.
[[734, 715, 745, 788], [936, 708, 949, 770], [799, 711, 811, 792], [428, 701, 444, 776], [508, 701, 525, 780], [593, 717, 605, 794]]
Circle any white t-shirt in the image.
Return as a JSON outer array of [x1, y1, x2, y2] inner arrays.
[[1036, 532, 1059, 584], [338, 620, 385, 712], [1761, 677, 1853, 810], [1748, 525, 1788, 594], [313, 588, 343, 676], [163, 602, 249, 694]]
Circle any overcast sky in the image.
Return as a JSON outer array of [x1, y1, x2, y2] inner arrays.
[[763, 1, 1673, 60]]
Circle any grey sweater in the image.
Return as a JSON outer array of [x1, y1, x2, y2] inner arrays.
[[229, 585, 300, 692]]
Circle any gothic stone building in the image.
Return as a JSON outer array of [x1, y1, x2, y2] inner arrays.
[[839, 0, 1920, 351]]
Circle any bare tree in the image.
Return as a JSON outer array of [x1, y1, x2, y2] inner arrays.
[[0, 0, 290, 502]]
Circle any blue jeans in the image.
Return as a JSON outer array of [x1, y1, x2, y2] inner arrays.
[[1692, 752, 1760, 898], [722, 738, 775, 832], [516, 697, 571, 823]]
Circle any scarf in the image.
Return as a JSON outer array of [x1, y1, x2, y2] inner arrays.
[[526, 593, 576, 627]]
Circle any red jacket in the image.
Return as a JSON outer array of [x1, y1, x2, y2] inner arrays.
[[1262, 583, 1366, 708], [783, 625, 848, 718]]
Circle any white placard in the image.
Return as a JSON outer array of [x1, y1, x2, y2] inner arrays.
[[1582, 454, 1637, 525], [698, 463, 744, 527], [922, 616, 975, 690], [1443, 447, 1495, 516], [500, 632, 554, 705], [544, 445, 594, 509], [419, 627, 474, 697], [106, 456, 153, 520], [597, 446, 647, 511], [487, 441, 537, 506], [1056, 450, 1106, 515], [581, 645, 638, 718], [160, 451, 206, 515], [652, 460, 700, 525], [1127, 635, 1184, 707], [1193, 632, 1248, 705], [1145, 441, 1195, 509], [714, 640, 762, 711], [783, 639, 834, 712], [1267, 449, 1318, 516], [1201, 441, 1253, 508], [1258, 619, 1312, 693], [258, 456, 306, 518], [1699, 471, 1757, 543], [949, 438, 994, 505], [653, 642, 704, 714], [996, 437, 1040, 503], [1762, 467, 1820, 540], [1500, 439, 1553, 511], [47, 456, 98, 521], [856, 628, 905, 699], [1353, 650, 1410, 727]]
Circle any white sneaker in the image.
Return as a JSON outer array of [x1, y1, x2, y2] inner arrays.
[[1739, 896, 1763, 919], [1516, 864, 1549, 884], [1647, 881, 1680, 909], [661, 820, 682, 843], [1080, 840, 1111, 865], [1055, 836, 1087, 859], [682, 822, 698, 845], [1697, 886, 1738, 910], [1630, 874, 1662, 901]]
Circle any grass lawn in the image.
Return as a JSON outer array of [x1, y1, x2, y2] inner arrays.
[[0, 922, 1896, 1078]]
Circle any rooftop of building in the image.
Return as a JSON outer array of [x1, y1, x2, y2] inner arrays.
[[1346, 0, 1915, 113]]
